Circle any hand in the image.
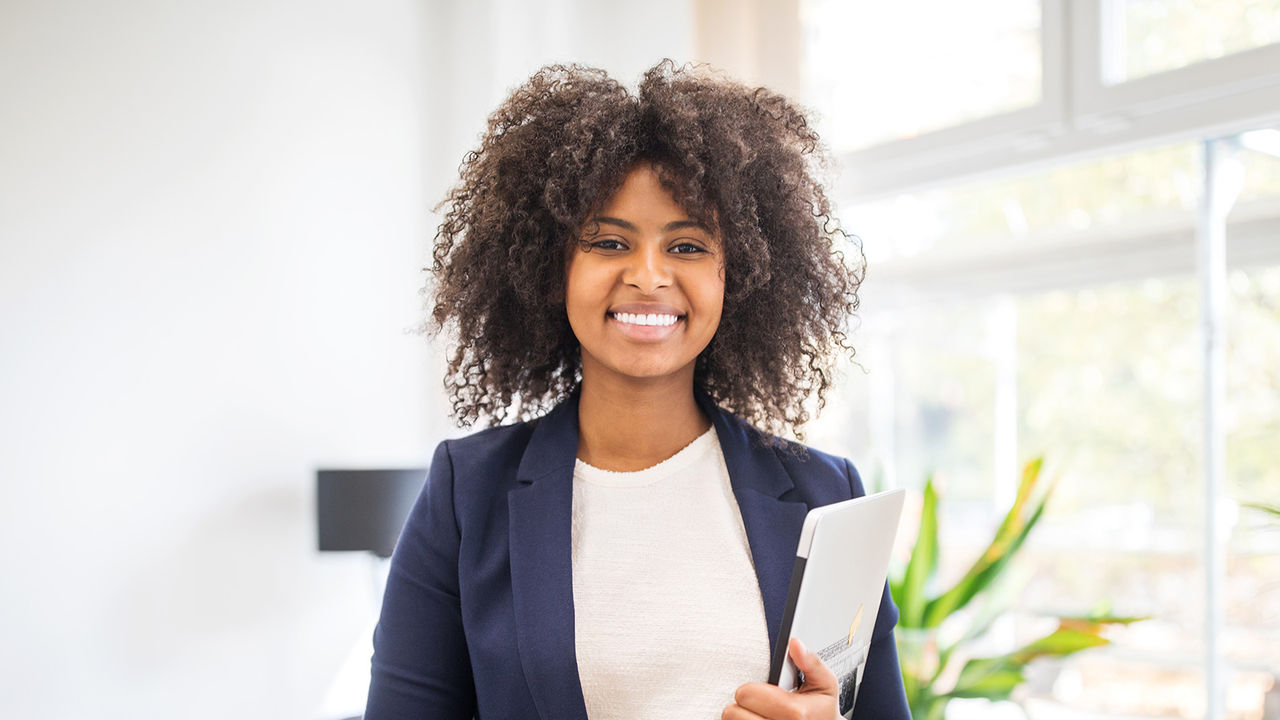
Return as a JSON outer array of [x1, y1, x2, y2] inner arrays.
[[722, 638, 840, 720]]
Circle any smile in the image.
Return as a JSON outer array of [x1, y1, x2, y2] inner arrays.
[[609, 312, 681, 327]]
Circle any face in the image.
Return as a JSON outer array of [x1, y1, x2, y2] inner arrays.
[[565, 164, 725, 388]]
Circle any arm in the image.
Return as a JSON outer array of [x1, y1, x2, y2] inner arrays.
[[364, 441, 477, 720]]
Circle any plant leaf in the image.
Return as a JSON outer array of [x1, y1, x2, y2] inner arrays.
[[1056, 614, 1148, 634], [937, 556, 1033, 676], [949, 625, 1112, 701], [896, 475, 939, 628], [922, 464, 1050, 627], [1009, 627, 1109, 664], [950, 657, 1025, 700], [1243, 501, 1280, 518], [995, 457, 1043, 541]]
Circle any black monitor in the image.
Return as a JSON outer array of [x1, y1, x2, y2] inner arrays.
[[316, 468, 427, 558]]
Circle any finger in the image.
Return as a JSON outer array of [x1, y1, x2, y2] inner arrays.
[[789, 637, 839, 696], [732, 681, 797, 718], [721, 699, 770, 720]]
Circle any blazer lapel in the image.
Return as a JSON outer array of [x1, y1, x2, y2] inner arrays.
[[508, 394, 590, 720], [699, 393, 811, 650]]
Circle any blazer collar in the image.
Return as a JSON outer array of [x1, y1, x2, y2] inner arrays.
[[514, 392, 580, 485], [508, 392, 588, 720], [507, 390, 809, 720], [695, 388, 798, 499]]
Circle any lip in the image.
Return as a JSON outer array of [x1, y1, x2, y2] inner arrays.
[[608, 302, 684, 315]]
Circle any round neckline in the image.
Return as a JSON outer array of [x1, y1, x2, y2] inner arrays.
[[574, 426, 718, 487]]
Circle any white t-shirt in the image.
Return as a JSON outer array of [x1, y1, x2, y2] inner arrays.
[[571, 426, 772, 719]]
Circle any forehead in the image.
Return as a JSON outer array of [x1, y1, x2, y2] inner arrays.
[[588, 163, 715, 234], [598, 165, 685, 215]]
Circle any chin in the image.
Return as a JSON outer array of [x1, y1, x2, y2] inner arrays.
[[616, 367, 677, 381], [627, 362, 700, 383]]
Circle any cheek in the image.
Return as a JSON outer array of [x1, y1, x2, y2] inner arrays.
[[694, 276, 726, 334], [706, 268, 726, 315], [562, 258, 587, 312], [563, 262, 607, 329], [563, 283, 587, 330]]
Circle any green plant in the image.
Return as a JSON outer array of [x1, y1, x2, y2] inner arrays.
[[890, 458, 1142, 720], [1243, 501, 1280, 519]]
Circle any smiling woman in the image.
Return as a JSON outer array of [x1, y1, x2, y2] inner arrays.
[[568, 165, 724, 386], [365, 60, 909, 720], [427, 61, 859, 437], [567, 164, 726, 471]]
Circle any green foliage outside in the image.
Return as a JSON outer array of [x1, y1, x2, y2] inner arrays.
[[890, 459, 1143, 720]]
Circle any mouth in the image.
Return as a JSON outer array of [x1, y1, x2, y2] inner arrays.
[[606, 310, 685, 341], [608, 311, 683, 328]]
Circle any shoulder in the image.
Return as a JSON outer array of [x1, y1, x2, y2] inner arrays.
[[423, 419, 542, 533], [775, 438, 867, 500], [437, 420, 536, 476], [712, 407, 866, 502]]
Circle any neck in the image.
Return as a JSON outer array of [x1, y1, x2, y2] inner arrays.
[[576, 370, 711, 472]]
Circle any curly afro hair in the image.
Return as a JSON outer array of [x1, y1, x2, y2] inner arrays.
[[429, 60, 862, 437]]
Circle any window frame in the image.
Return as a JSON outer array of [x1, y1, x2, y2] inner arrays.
[[828, 0, 1280, 202]]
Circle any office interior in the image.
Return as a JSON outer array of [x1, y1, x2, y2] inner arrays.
[[1, 1, 1278, 719]]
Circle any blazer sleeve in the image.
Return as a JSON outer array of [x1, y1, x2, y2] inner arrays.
[[844, 458, 912, 720], [365, 441, 477, 720]]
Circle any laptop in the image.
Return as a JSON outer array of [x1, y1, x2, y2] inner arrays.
[[767, 488, 906, 718]]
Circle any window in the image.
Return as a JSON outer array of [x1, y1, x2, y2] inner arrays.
[[801, 0, 1042, 152], [1016, 277, 1207, 717], [795, 0, 1280, 199], [1225, 264, 1280, 690], [1105, 0, 1280, 83], [804, 140, 1280, 718], [783, 4, 1280, 716]]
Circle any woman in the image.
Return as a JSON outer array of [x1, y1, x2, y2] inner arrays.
[[365, 60, 910, 720]]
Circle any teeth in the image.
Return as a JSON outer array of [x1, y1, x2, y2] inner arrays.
[[613, 312, 679, 327]]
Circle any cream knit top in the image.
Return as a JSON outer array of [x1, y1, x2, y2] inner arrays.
[[570, 427, 772, 719]]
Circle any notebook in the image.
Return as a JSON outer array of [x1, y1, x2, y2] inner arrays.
[[767, 488, 906, 718]]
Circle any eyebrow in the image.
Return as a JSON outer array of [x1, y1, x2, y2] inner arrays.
[[591, 216, 710, 233]]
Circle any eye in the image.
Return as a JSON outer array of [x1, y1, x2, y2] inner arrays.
[[670, 240, 709, 255], [582, 236, 627, 252]]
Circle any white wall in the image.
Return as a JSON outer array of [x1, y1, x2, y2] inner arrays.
[[421, 0, 698, 199], [0, 1, 691, 718]]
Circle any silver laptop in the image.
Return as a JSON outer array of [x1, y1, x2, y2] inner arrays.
[[767, 488, 906, 718]]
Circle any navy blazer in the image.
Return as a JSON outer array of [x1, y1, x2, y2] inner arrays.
[[365, 392, 910, 720]]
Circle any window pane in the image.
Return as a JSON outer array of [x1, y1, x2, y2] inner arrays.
[[888, 304, 1000, 503], [807, 303, 1000, 504], [1015, 278, 1206, 718], [1237, 128, 1280, 204], [833, 136, 1280, 719], [801, 0, 1042, 152], [849, 143, 1198, 265], [829, 299, 1009, 618], [1109, 0, 1280, 83], [846, 280, 1211, 717], [1225, 264, 1280, 711]]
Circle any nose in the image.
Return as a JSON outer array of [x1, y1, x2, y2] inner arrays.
[[622, 244, 672, 294]]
